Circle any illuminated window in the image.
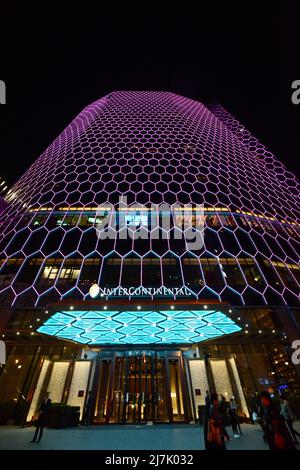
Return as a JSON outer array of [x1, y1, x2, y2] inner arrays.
[[31, 214, 49, 226], [238, 255, 265, 287], [38, 256, 63, 286], [218, 255, 246, 290], [205, 214, 221, 228], [220, 214, 237, 228], [42, 266, 59, 280], [56, 255, 82, 286], [124, 214, 148, 227], [272, 262, 299, 292], [256, 256, 284, 289]]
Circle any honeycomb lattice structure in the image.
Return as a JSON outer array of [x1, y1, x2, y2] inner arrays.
[[206, 101, 300, 199], [0, 91, 299, 308], [0, 197, 8, 216]]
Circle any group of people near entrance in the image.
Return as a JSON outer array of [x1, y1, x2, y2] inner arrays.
[[204, 391, 242, 450], [204, 390, 300, 450], [30, 389, 299, 450]]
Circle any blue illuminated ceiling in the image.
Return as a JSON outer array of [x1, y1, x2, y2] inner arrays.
[[37, 309, 242, 345]]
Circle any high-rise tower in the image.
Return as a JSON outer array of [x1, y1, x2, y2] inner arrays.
[[0, 92, 299, 425]]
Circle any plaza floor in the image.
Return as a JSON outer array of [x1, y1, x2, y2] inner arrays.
[[0, 423, 275, 450]]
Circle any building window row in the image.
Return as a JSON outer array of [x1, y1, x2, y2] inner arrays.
[[17, 210, 300, 241], [1, 253, 299, 294]]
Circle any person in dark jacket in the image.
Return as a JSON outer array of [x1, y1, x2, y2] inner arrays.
[[30, 391, 51, 443], [203, 390, 211, 448], [206, 393, 227, 450], [227, 398, 240, 438], [260, 391, 296, 450], [82, 390, 93, 426], [205, 390, 211, 412], [250, 392, 260, 424], [219, 395, 230, 441]]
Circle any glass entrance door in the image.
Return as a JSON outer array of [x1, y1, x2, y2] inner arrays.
[[169, 358, 185, 421], [94, 359, 112, 423], [93, 352, 189, 424], [109, 355, 169, 424]]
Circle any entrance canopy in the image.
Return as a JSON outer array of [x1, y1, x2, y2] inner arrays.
[[37, 301, 242, 345]]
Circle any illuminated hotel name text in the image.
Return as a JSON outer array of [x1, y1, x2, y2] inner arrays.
[[89, 284, 193, 299]]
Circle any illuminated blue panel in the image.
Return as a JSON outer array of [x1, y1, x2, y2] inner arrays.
[[37, 309, 241, 345]]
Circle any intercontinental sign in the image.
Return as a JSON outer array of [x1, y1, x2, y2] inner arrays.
[[89, 284, 194, 299]]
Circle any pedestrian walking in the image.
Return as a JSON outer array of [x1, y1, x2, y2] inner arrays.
[[205, 390, 211, 412], [30, 391, 51, 443], [260, 391, 296, 450], [227, 398, 240, 438], [203, 390, 211, 448], [249, 392, 260, 424], [206, 392, 227, 450], [219, 395, 230, 441]]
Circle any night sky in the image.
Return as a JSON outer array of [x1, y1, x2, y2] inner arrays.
[[0, 5, 299, 188]]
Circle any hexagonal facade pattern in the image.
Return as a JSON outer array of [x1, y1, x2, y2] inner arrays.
[[0, 91, 299, 308]]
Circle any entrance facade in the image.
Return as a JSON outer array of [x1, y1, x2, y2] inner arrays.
[[93, 350, 191, 424]]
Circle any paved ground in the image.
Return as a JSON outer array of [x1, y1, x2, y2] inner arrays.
[[0, 423, 274, 450]]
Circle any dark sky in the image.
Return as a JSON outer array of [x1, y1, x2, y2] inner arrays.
[[0, 5, 299, 188]]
